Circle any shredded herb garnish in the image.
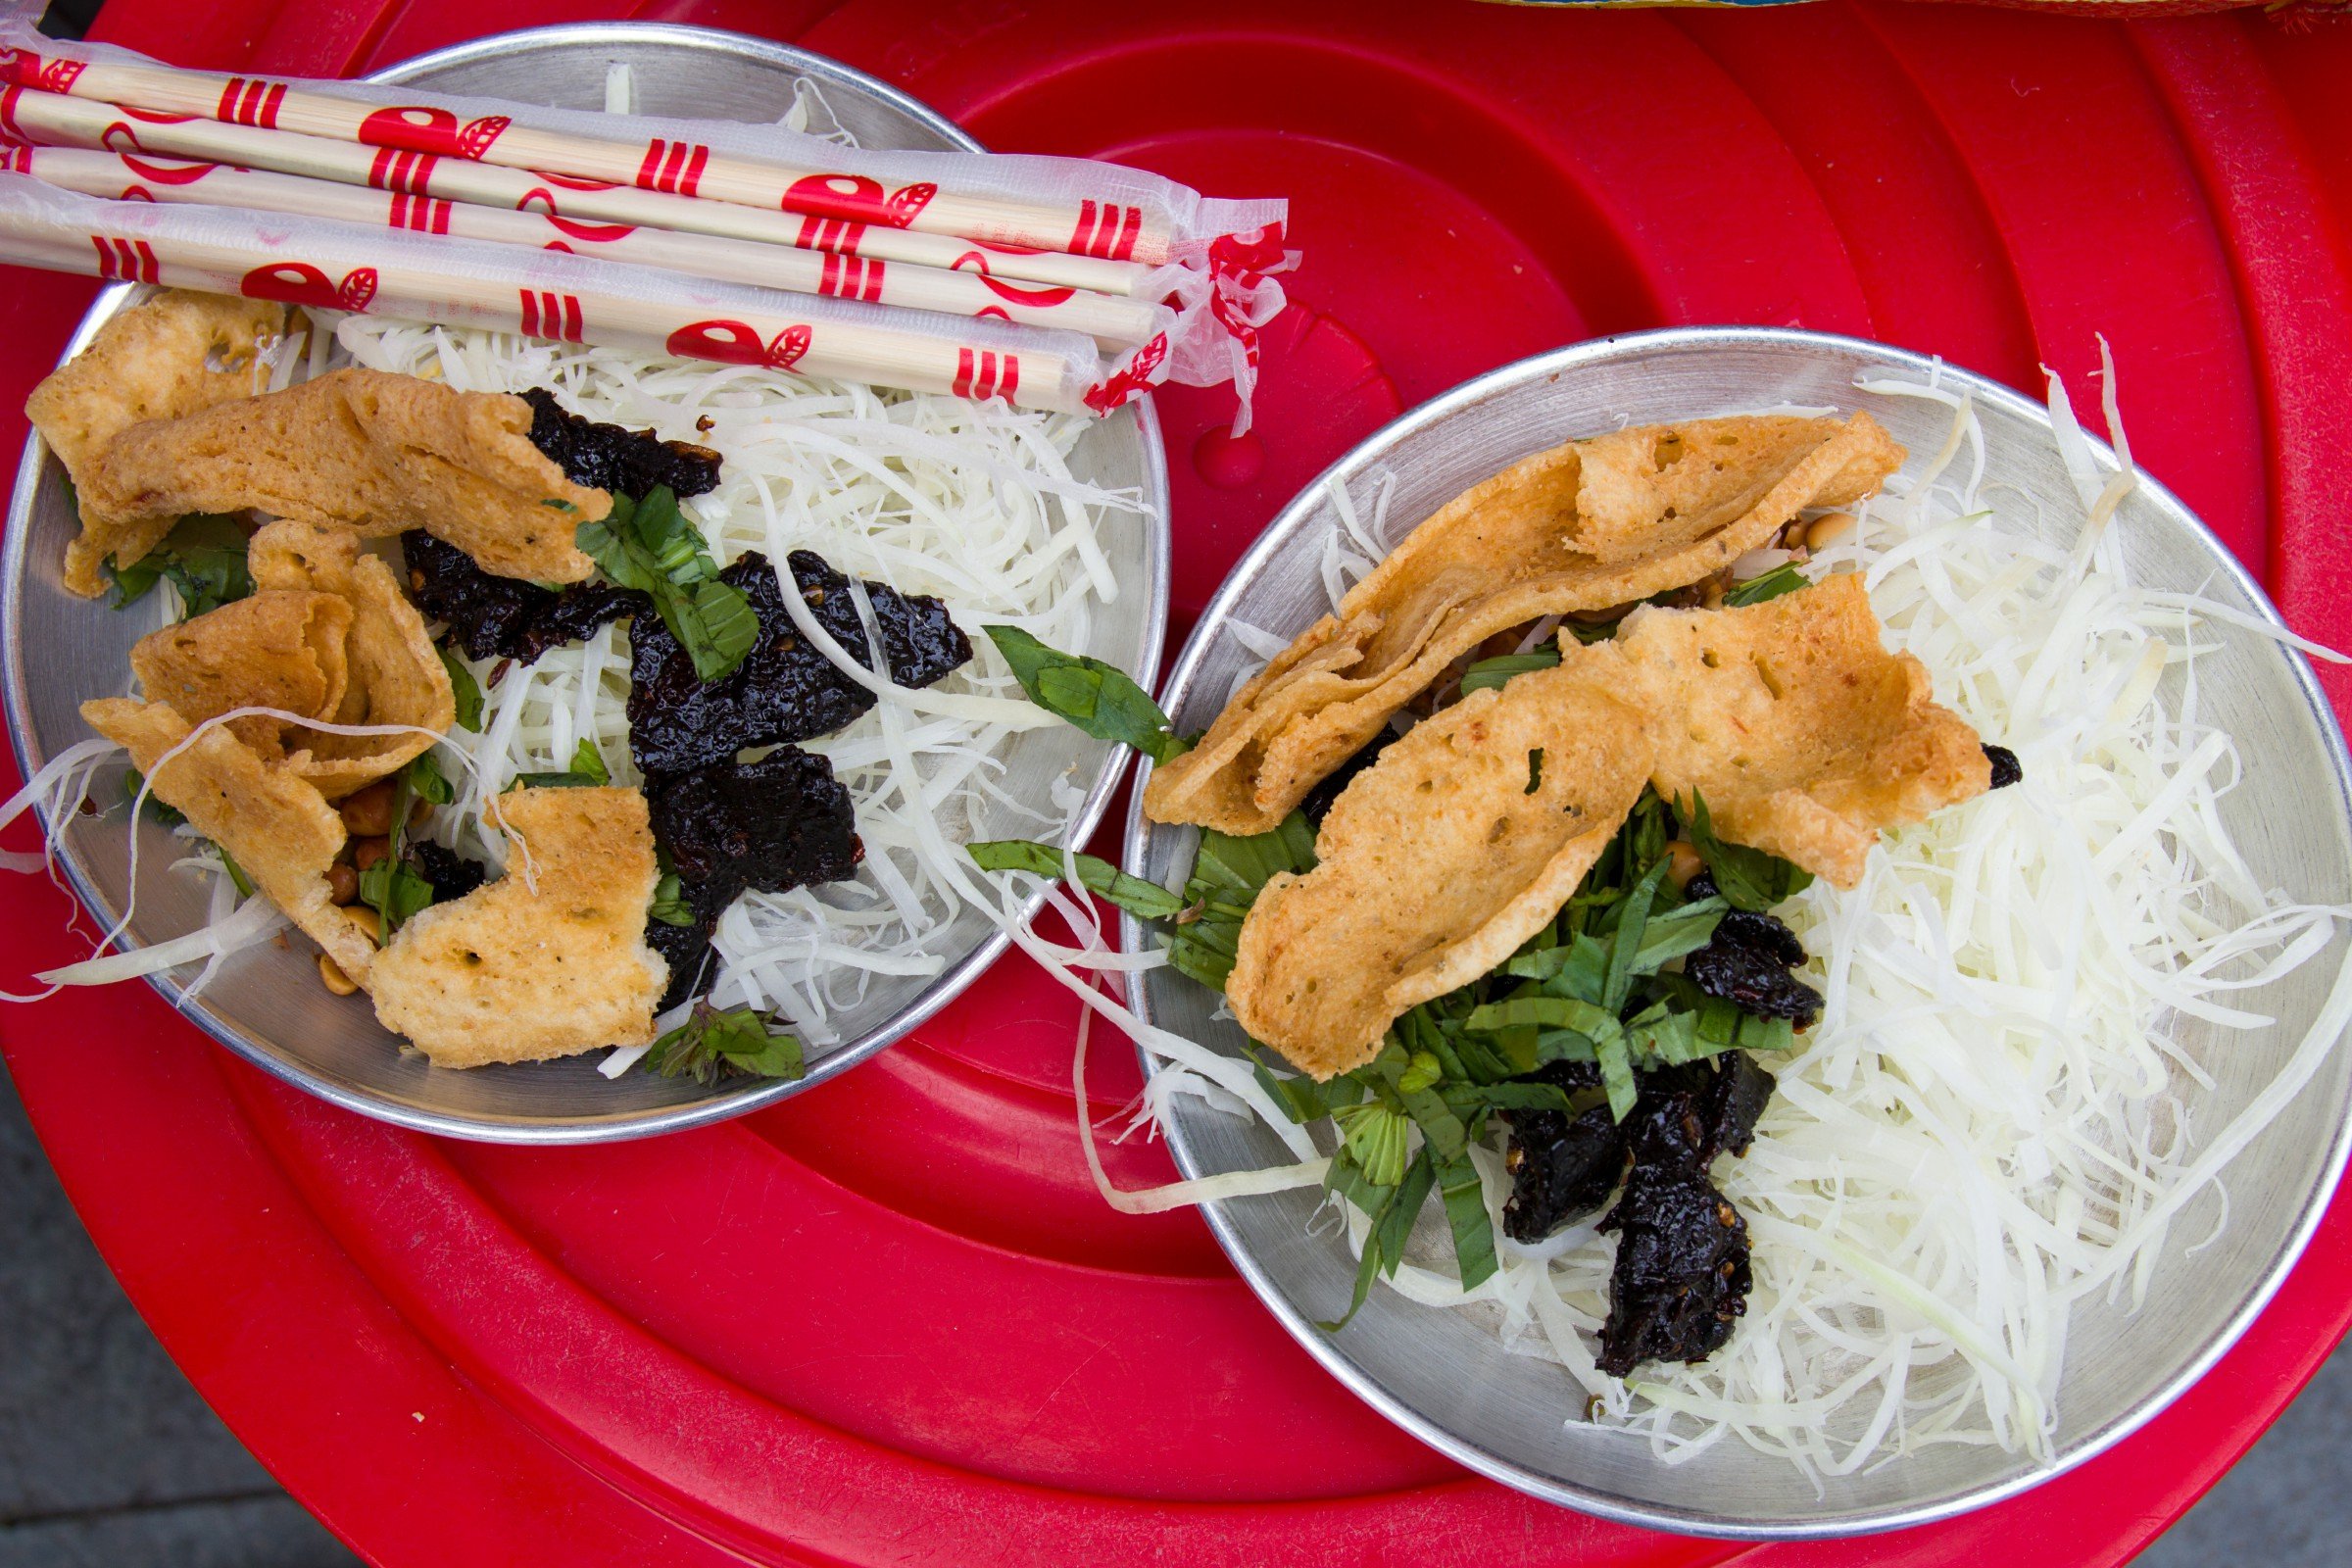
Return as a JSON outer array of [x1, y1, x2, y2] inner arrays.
[[358, 753, 454, 945], [1722, 562, 1811, 608], [643, 1001, 805, 1085], [440, 647, 484, 732], [1460, 650, 1561, 694], [965, 839, 1185, 921], [1680, 789, 1814, 911], [573, 486, 756, 681], [510, 739, 611, 791]]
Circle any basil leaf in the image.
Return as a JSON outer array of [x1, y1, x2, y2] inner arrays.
[[1459, 649, 1560, 694], [966, 838, 1184, 921], [1724, 563, 1810, 608], [511, 738, 611, 790], [103, 514, 253, 619], [1318, 1149, 1438, 1333], [357, 856, 434, 943], [122, 768, 186, 828], [574, 487, 754, 681], [650, 865, 698, 928], [440, 648, 484, 732], [645, 1003, 806, 1085], [1601, 858, 1670, 1013], [1244, 1043, 1364, 1124], [983, 625, 1186, 762], [1164, 813, 1316, 992], [402, 752, 455, 806], [1435, 1146, 1497, 1293], [1681, 790, 1815, 910], [217, 848, 256, 900]]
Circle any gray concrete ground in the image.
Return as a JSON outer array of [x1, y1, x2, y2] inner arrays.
[[0, 1054, 2343, 1566]]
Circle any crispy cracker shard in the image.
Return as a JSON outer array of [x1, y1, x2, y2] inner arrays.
[[628, 549, 971, 775], [128, 588, 353, 760], [1226, 644, 1656, 1079], [26, 289, 289, 597], [82, 368, 609, 583], [368, 785, 666, 1067], [1144, 413, 1904, 836], [79, 696, 376, 986], [245, 521, 453, 800], [1616, 573, 1991, 888]]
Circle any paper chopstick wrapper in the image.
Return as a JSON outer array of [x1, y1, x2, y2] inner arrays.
[[8, 142, 1168, 350], [0, 172, 1092, 411]]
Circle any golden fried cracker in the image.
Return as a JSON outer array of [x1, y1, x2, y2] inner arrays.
[[246, 521, 452, 799], [84, 368, 606, 583], [368, 786, 666, 1067], [27, 290, 290, 597], [1146, 413, 1904, 836], [79, 696, 374, 984], [1226, 644, 1655, 1078], [1615, 573, 1991, 888], [127, 589, 353, 759]]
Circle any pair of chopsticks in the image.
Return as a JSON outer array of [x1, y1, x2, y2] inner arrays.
[[0, 37, 1212, 411]]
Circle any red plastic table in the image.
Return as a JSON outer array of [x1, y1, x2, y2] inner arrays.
[[5, 3, 2351, 1564]]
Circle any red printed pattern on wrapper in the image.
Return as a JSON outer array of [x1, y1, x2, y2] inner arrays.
[[817, 253, 884, 304], [1066, 200, 1142, 262], [93, 122, 217, 186], [518, 188, 637, 244], [951, 250, 1077, 309], [385, 193, 452, 234], [633, 138, 709, 198], [952, 349, 1018, 402], [357, 106, 509, 161], [666, 320, 811, 371], [240, 263, 378, 313], [367, 148, 440, 196], [783, 173, 934, 231], [518, 290, 585, 343], [0, 49, 85, 95], [1082, 330, 1168, 416], [90, 236, 158, 283], [214, 76, 285, 130]]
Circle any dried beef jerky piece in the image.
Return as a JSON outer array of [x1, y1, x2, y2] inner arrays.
[[1502, 1102, 1626, 1243], [512, 583, 652, 665], [1595, 1166, 1751, 1375], [1624, 1056, 1781, 1174], [1299, 727, 1395, 830], [646, 914, 716, 1013], [409, 839, 488, 904], [1984, 742, 2023, 790], [627, 551, 971, 775], [646, 747, 859, 926], [521, 387, 722, 501], [1684, 906, 1822, 1027], [403, 529, 549, 661]]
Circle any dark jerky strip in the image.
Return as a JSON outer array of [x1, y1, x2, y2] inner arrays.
[[627, 549, 971, 776], [409, 839, 488, 904], [521, 387, 722, 501], [647, 916, 717, 1014], [1984, 743, 2023, 790], [646, 748, 860, 927], [1595, 1165, 1752, 1375], [401, 530, 649, 663]]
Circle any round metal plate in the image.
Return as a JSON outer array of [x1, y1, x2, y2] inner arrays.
[[1121, 327, 2352, 1537], [0, 23, 1171, 1142]]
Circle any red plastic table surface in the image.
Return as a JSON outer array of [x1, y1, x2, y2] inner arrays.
[[4, 2, 2351, 1564]]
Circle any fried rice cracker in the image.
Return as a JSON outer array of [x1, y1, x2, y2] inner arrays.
[[1145, 413, 1903, 836], [84, 368, 606, 583], [1226, 644, 1655, 1078], [26, 290, 289, 597], [127, 589, 353, 760], [368, 786, 666, 1067], [79, 696, 375, 985]]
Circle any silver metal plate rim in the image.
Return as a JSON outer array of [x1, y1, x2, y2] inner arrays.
[[1116, 323, 2352, 1537], [0, 21, 1171, 1144]]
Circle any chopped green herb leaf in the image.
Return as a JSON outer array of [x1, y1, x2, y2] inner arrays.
[[983, 625, 1187, 762], [122, 768, 186, 827], [649, 857, 699, 927], [357, 855, 434, 938], [1459, 649, 1561, 694], [102, 514, 253, 619], [217, 848, 256, 900], [510, 738, 611, 790], [965, 839, 1184, 922], [645, 1002, 806, 1085], [1723, 562, 1812, 608], [440, 648, 484, 732], [1164, 812, 1316, 991], [573, 487, 756, 681], [1681, 790, 1815, 910]]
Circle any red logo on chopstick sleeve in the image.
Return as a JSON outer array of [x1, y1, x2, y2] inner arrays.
[[214, 76, 286, 129], [633, 138, 709, 197], [952, 348, 1019, 402], [950, 250, 1076, 309], [782, 173, 934, 230], [0, 49, 85, 95], [358, 106, 510, 160], [240, 263, 378, 313], [90, 236, 160, 283], [517, 289, 586, 343], [817, 253, 884, 303], [665, 319, 810, 371], [95, 123, 218, 186], [1066, 199, 1142, 262], [518, 187, 636, 243]]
